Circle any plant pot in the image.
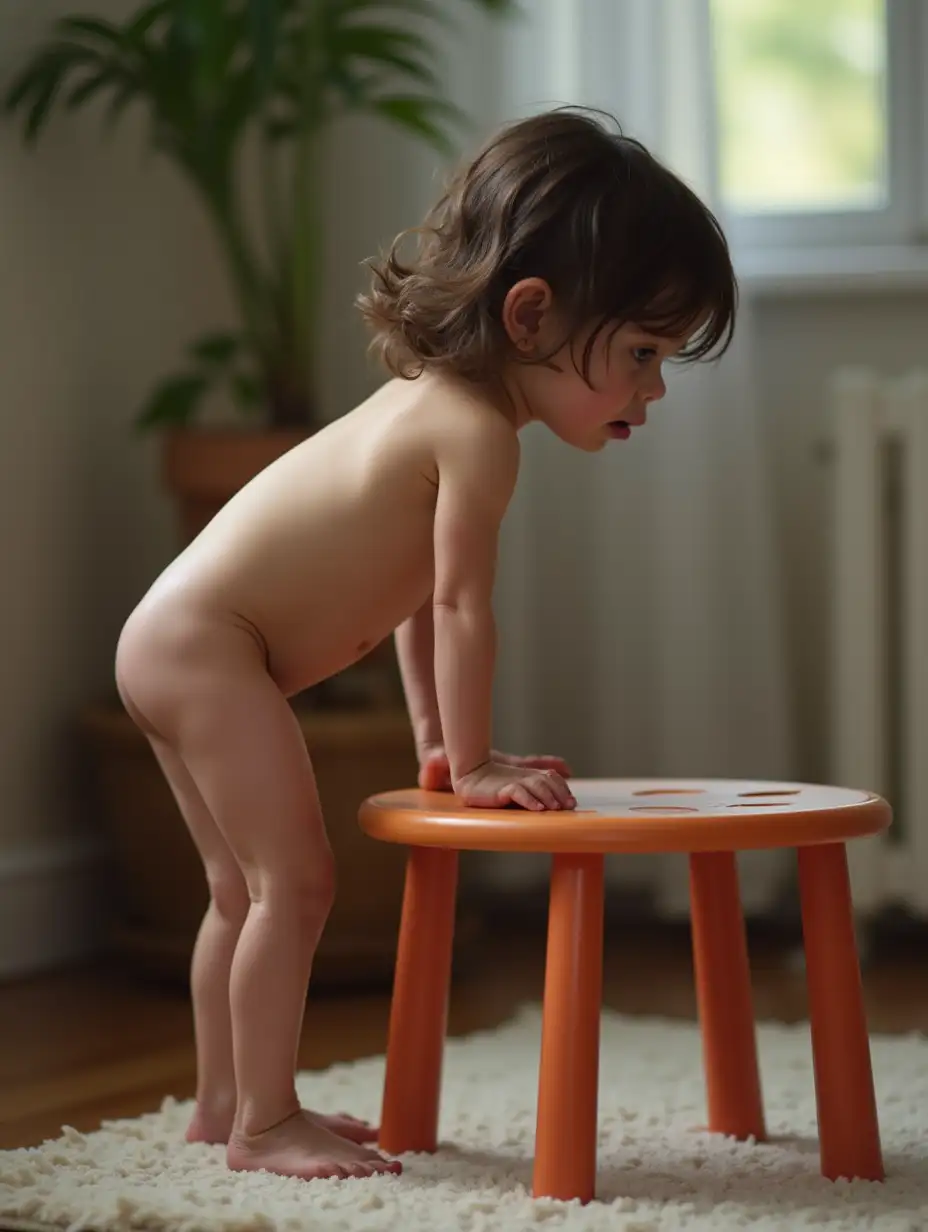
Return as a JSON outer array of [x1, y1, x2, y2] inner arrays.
[[162, 426, 307, 543], [80, 701, 482, 988]]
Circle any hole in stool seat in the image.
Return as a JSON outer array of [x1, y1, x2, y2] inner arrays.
[[738, 790, 800, 797], [631, 806, 700, 813], [633, 789, 705, 796], [729, 802, 789, 808]]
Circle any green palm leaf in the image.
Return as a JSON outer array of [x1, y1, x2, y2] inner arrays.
[[65, 66, 127, 110], [6, 44, 101, 140], [329, 25, 440, 92], [369, 94, 462, 150], [125, 3, 174, 42], [246, 0, 282, 104], [54, 16, 126, 48], [189, 331, 241, 366], [103, 77, 141, 131], [4, 0, 516, 431], [334, 0, 451, 26], [135, 372, 211, 430]]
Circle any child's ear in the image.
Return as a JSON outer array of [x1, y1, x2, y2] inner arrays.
[[502, 278, 554, 354]]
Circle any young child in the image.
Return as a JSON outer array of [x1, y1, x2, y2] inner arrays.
[[115, 108, 737, 1185]]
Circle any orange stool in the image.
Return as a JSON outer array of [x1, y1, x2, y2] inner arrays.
[[359, 778, 891, 1204]]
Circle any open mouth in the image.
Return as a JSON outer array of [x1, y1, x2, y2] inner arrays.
[[607, 420, 632, 439]]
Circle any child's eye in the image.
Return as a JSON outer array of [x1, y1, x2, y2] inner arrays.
[[632, 346, 658, 363]]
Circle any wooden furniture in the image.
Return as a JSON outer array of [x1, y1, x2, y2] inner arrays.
[[359, 777, 891, 1203]]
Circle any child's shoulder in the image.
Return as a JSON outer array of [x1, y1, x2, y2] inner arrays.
[[364, 374, 518, 455], [424, 379, 521, 506], [358, 376, 519, 497], [410, 374, 520, 458]]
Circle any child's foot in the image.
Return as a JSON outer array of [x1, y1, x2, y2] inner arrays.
[[312, 1110, 378, 1144], [186, 1099, 237, 1145], [186, 1102, 378, 1146], [227, 1109, 402, 1182]]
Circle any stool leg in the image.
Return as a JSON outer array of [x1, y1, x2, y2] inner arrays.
[[378, 845, 459, 1155], [797, 843, 883, 1182], [689, 851, 766, 1141], [533, 853, 604, 1204]]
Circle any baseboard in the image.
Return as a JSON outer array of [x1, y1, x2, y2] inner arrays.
[[0, 838, 109, 981]]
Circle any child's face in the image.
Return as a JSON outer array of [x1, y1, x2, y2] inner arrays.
[[521, 321, 682, 452], [500, 281, 690, 451]]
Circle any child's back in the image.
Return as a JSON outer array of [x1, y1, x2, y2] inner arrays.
[[120, 371, 514, 700]]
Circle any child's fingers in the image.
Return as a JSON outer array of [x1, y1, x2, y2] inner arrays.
[[495, 772, 576, 811], [522, 769, 575, 809], [526, 773, 562, 811], [501, 783, 544, 811], [545, 772, 577, 809], [553, 776, 578, 809]]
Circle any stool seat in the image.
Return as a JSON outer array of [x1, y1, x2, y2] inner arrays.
[[359, 778, 890, 852], [360, 777, 890, 1204]]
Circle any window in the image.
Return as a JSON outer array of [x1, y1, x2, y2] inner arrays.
[[712, 0, 886, 214], [708, 0, 927, 249]]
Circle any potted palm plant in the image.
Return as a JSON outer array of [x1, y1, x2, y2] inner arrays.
[[5, 0, 513, 540], [5, 0, 512, 985]]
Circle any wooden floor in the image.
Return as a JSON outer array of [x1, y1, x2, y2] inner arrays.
[[2, 916, 928, 1153]]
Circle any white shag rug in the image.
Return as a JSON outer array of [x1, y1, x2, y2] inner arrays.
[[1, 1006, 926, 1232]]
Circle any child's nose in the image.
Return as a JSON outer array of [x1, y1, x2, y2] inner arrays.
[[645, 371, 667, 403]]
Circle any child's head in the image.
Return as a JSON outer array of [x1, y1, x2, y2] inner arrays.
[[358, 108, 737, 451]]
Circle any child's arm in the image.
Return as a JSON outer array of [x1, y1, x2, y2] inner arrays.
[[394, 601, 442, 760], [396, 599, 573, 791], [431, 412, 574, 811], [431, 414, 516, 786]]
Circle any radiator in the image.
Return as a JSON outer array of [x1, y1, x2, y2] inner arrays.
[[827, 367, 928, 916]]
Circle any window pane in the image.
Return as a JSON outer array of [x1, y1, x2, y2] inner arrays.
[[711, 0, 888, 214]]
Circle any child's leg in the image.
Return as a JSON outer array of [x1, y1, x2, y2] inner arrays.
[[148, 737, 249, 1144], [165, 664, 400, 1181], [150, 735, 379, 1148]]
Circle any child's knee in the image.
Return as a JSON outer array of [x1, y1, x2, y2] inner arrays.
[[207, 866, 251, 924], [249, 853, 336, 922]]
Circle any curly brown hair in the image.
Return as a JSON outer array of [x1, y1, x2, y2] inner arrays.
[[357, 108, 737, 384]]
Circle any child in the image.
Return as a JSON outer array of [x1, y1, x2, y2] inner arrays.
[[115, 108, 737, 1185]]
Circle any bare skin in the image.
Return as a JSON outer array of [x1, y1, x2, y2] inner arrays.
[[227, 1110, 402, 1182], [185, 1103, 377, 1148], [114, 285, 680, 1182]]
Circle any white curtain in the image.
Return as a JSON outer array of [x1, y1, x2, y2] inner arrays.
[[470, 0, 796, 912]]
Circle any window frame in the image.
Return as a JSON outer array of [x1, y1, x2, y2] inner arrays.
[[710, 0, 928, 252]]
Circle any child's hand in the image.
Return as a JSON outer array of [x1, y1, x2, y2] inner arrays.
[[418, 746, 573, 794], [453, 760, 577, 811]]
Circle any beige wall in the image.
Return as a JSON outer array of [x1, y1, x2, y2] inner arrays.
[[1, 107, 235, 823], [1, 2, 233, 971], [754, 292, 928, 785]]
